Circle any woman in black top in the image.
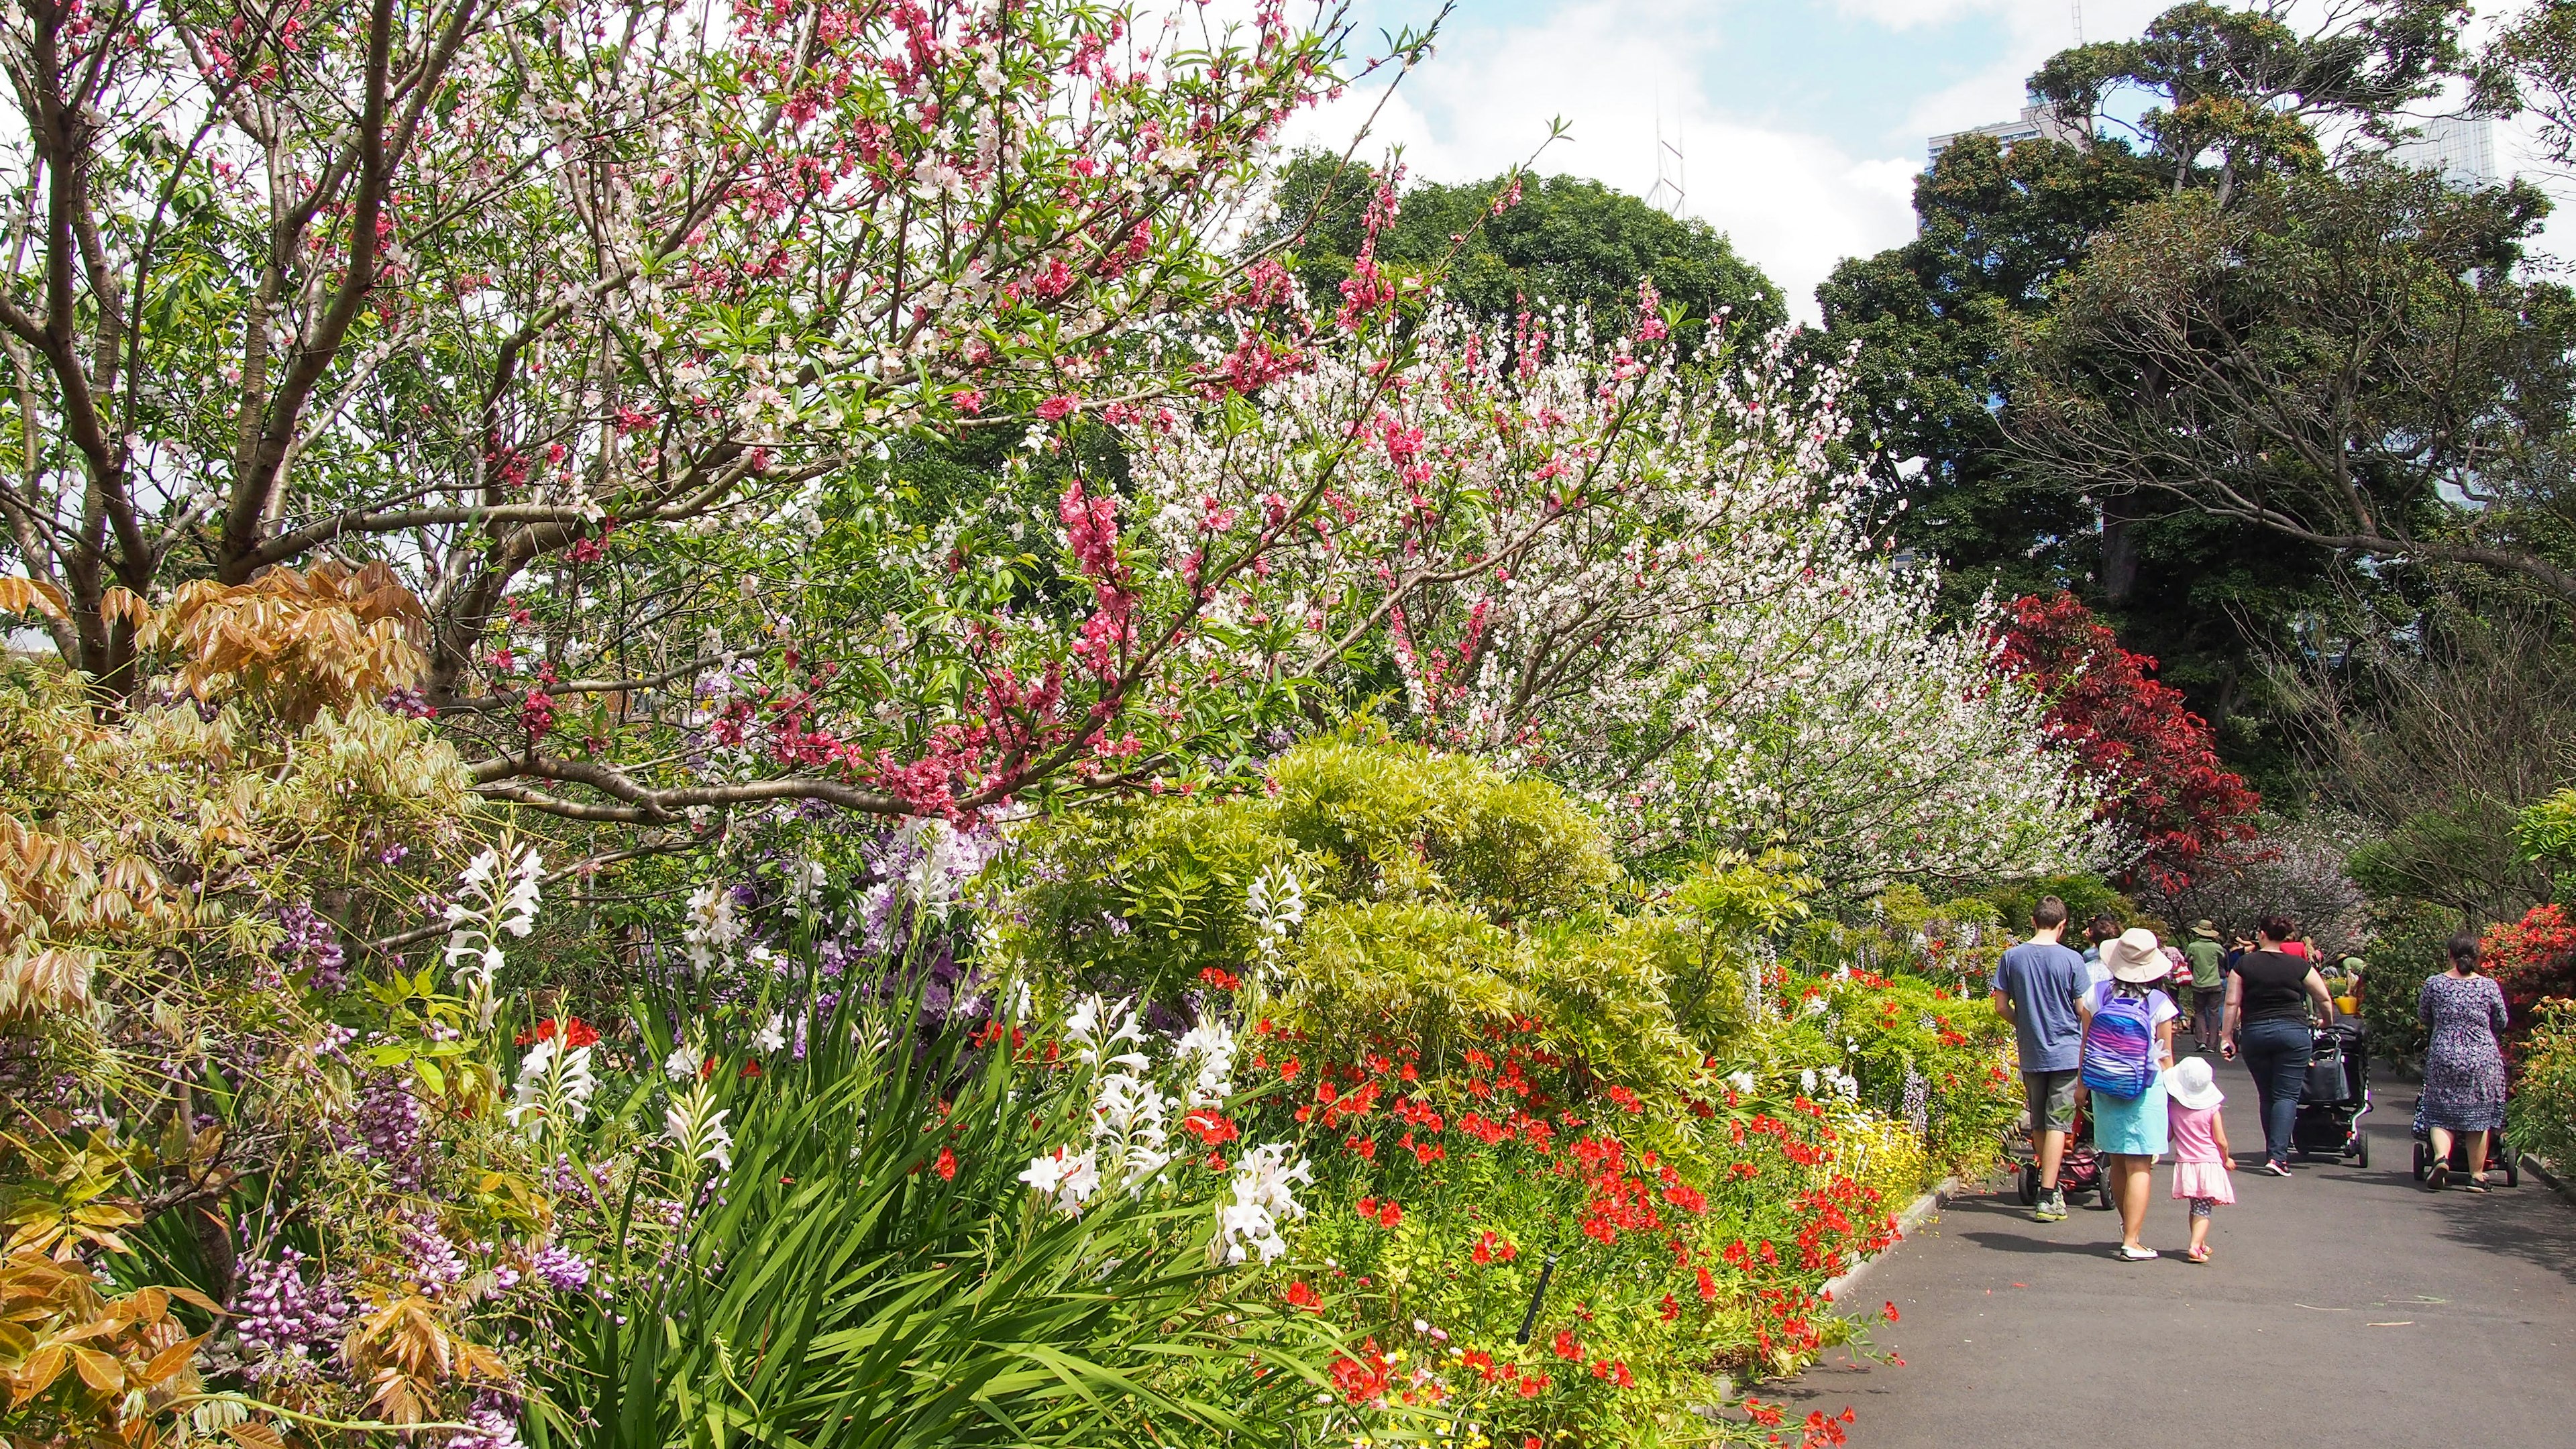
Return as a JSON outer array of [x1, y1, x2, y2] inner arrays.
[[2221, 913, 2339, 1176]]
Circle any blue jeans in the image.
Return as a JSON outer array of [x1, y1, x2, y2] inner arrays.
[[2239, 1018, 2312, 1165]]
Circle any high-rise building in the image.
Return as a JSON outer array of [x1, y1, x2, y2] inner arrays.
[[1927, 104, 2084, 163], [2386, 114, 2499, 187]]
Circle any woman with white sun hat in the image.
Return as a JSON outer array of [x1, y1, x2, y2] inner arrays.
[[2078, 928, 2183, 1261]]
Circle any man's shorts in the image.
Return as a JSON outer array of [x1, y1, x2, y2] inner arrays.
[[2023, 1069, 2080, 1133]]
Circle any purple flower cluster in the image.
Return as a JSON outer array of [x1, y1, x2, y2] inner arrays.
[[402, 1215, 471, 1296], [355, 1072, 430, 1189], [233, 1249, 351, 1382], [543, 1154, 596, 1205], [529, 1244, 592, 1292], [276, 900, 348, 994], [446, 1391, 524, 1449]]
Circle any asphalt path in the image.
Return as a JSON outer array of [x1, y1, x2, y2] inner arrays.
[[1774, 1049, 2576, 1448]]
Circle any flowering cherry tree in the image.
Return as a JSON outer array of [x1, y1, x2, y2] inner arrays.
[[1128, 293, 2108, 885], [1, 0, 1403, 823]]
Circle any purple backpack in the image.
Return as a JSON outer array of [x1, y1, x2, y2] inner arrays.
[[2080, 986, 2159, 1099]]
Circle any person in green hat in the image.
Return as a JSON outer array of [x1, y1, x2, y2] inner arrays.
[[2183, 920, 2226, 1052]]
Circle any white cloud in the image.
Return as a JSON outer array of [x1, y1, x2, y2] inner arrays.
[[1290, 0, 1925, 321]]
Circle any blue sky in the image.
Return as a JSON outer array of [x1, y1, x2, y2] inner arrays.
[[1285, 0, 2562, 321]]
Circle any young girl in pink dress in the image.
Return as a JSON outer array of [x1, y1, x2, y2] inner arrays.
[[2164, 1056, 2236, 1263]]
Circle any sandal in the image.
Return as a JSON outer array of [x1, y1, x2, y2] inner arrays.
[[2186, 1246, 2211, 1264], [2427, 1163, 2450, 1190], [2465, 1176, 2491, 1194]]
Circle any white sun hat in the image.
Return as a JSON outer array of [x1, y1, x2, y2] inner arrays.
[[2164, 1055, 2224, 1111], [2102, 926, 2171, 984]]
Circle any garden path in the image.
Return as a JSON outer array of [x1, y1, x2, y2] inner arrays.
[[1773, 1053, 2576, 1448]]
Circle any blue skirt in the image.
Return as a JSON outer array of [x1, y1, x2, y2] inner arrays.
[[2092, 1079, 2169, 1157]]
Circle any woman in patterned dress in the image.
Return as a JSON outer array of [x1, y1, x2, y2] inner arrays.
[[2417, 932, 2511, 1192]]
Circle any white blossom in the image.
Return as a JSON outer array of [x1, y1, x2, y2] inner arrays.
[[507, 1038, 598, 1139], [663, 1039, 701, 1083], [663, 1084, 734, 1175], [1018, 1144, 1100, 1215], [1175, 1014, 1237, 1109], [443, 843, 543, 1030], [1216, 1142, 1313, 1265], [1242, 865, 1306, 980]]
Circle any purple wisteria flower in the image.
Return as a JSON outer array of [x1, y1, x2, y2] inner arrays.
[[233, 1248, 352, 1383], [276, 900, 348, 993], [446, 1390, 524, 1449], [355, 1072, 431, 1190], [402, 1214, 471, 1296], [530, 1244, 592, 1292]]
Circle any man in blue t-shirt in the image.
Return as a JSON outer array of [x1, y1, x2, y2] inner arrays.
[[1992, 896, 2090, 1222]]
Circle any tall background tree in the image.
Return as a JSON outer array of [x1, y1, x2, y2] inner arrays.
[[1817, 0, 2513, 800], [1255, 152, 1786, 347]]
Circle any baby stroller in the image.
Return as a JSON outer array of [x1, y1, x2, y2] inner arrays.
[[2013, 1102, 2113, 1210], [2292, 1020, 2371, 1167], [2410, 1103, 2522, 1187]]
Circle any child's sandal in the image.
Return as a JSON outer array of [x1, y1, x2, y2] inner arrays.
[[2186, 1246, 2211, 1264]]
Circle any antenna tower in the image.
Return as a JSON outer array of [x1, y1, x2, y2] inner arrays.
[[1646, 109, 1685, 216], [2072, 1, 2084, 44]]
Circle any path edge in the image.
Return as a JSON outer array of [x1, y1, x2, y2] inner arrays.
[[1820, 1175, 1959, 1307], [2520, 1152, 2576, 1211]]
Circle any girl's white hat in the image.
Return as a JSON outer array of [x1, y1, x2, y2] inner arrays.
[[2165, 1056, 2224, 1110]]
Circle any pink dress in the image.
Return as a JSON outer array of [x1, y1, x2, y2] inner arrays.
[[2167, 1102, 2237, 1203]]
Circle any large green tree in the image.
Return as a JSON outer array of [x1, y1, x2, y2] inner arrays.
[[2013, 165, 2576, 604], [1816, 1, 2483, 780], [1256, 152, 1785, 345]]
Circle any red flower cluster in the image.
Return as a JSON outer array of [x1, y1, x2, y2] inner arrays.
[[516, 1018, 599, 1049], [2485, 904, 2576, 1054], [1327, 1341, 1393, 1404]]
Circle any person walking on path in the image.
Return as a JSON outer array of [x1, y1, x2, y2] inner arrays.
[[1992, 896, 2090, 1223], [2182, 920, 2226, 1051], [2081, 928, 2182, 1261], [2418, 932, 2511, 1193], [2222, 913, 2339, 1177], [2081, 912, 2121, 987], [2163, 1055, 2235, 1263]]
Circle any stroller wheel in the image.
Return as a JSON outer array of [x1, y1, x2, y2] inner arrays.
[[2018, 1163, 2039, 1206], [2098, 1180, 2116, 1212], [2412, 1140, 2429, 1181], [2355, 1138, 2369, 1170], [2504, 1155, 2520, 1188]]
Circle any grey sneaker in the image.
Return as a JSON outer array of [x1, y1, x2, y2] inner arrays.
[[2031, 1189, 2068, 1222]]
